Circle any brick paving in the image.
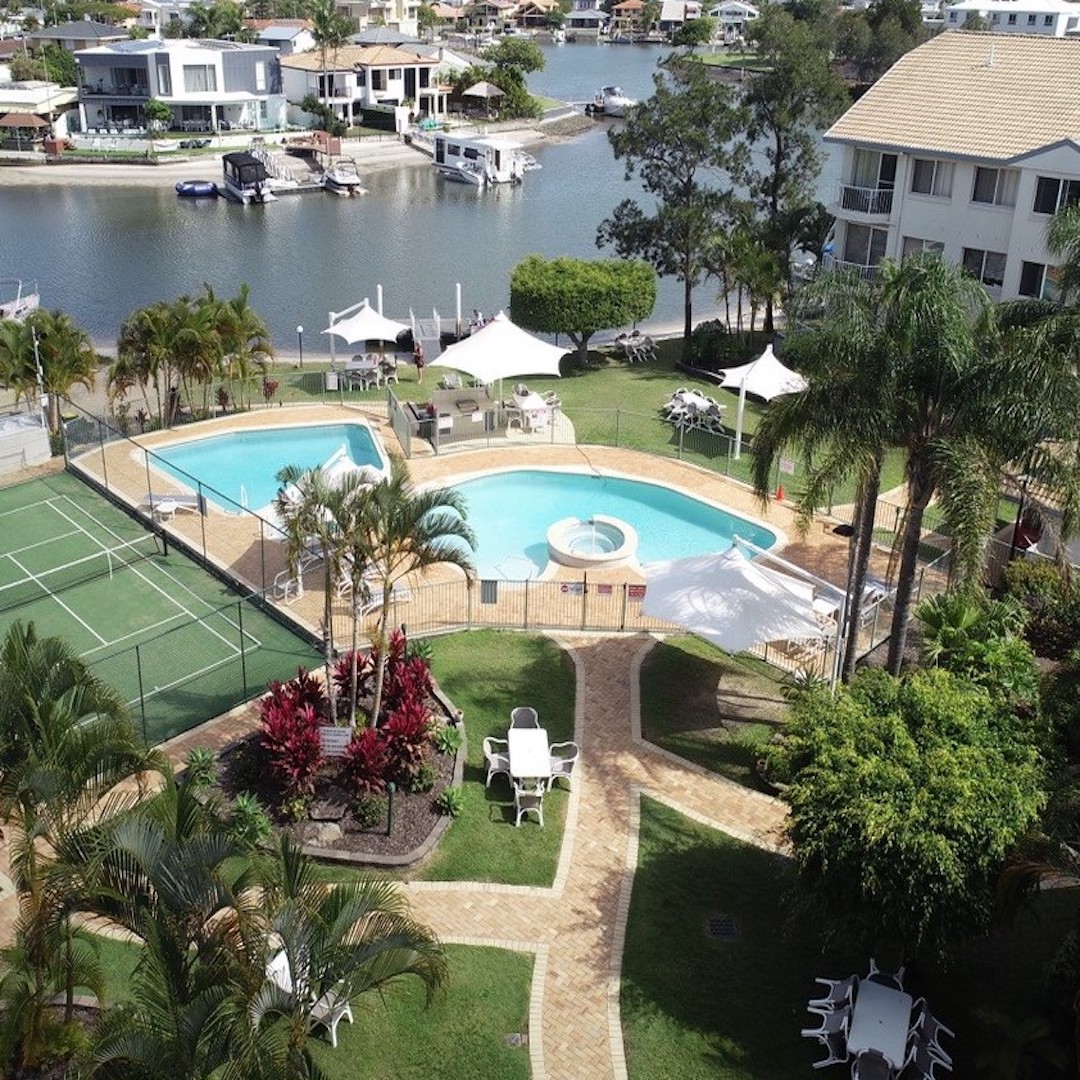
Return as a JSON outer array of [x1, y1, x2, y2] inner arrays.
[[0, 633, 788, 1080]]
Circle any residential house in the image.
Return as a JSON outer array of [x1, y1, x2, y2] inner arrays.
[[460, 0, 518, 29], [74, 37, 285, 132], [244, 19, 316, 56], [279, 43, 446, 123], [942, 0, 1080, 34], [611, 0, 647, 35], [564, 0, 609, 37], [659, 0, 702, 31], [336, 0, 421, 38], [707, 0, 758, 41], [823, 32, 1080, 301], [0, 78, 78, 128], [30, 19, 128, 52], [515, 0, 560, 26], [135, 0, 200, 37]]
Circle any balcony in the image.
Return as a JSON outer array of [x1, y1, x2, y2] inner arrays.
[[82, 84, 150, 98], [822, 254, 882, 281], [835, 184, 894, 216]]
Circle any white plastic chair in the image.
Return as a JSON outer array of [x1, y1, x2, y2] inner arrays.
[[852, 1048, 892, 1080], [548, 741, 579, 791], [808, 974, 858, 1011], [812, 1026, 848, 1069], [902, 1037, 952, 1079], [800, 1004, 850, 1040], [510, 706, 539, 728], [483, 737, 510, 787], [911, 998, 954, 1065], [867, 957, 905, 990], [266, 951, 354, 1048], [513, 779, 544, 827]]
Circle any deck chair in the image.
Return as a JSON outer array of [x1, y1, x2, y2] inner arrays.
[[142, 492, 203, 518], [265, 951, 354, 1048]]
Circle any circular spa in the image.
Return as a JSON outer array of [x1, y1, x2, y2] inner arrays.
[[547, 515, 639, 569], [447, 469, 777, 579]]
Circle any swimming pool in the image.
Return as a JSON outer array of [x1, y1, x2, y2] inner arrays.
[[150, 422, 388, 511], [449, 469, 777, 579]]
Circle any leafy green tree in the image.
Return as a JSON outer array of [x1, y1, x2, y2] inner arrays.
[[671, 14, 714, 46], [40, 42, 77, 86], [478, 37, 545, 117], [111, 301, 178, 425], [509, 255, 656, 366], [184, 0, 246, 38], [311, 0, 354, 113], [597, 56, 745, 345], [771, 666, 1047, 962], [417, 1, 438, 34], [20, 309, 98, 435], [144, 97, 173, 132], [741, 7, 848, 330]]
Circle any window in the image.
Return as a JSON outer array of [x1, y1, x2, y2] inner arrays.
[[962, 247, 1006, 291], [948, 9, 956, 19], [1033, 176, 1080, 214], [419, 68, 430, 87], [156, 61, 171, 96], [1007, 12, 1016, 23], [910, 158, 954, 198], [1027, 12, 1036, 22], [356, 69, 366, 86], [255, 61, 266, 92], [1019, 261, 1060, 300], [972, 166, 1018, 207], [902, 237, 944, 259], [389, 68, 401, 79], [842, 224, 888, 266], [183, 65, 217, 93], [990, 12, 999, 21], [372, 70, 386, 91], [1044, 13, 1054, 24]]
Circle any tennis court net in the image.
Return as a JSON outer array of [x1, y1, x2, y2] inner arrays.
[[0, 532, 165, 613]]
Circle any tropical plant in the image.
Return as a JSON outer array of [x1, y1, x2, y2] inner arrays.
[[310, 0, 354, 114], [259, 671, 327, 802], [342, 725, 390, 796], [112, 300, 178, 426]]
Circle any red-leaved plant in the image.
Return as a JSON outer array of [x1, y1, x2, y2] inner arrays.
[[341, 726, 389, 796], [382, 698, 433, 786], [333, 630, 434, 725], [259, 668, 328, 800]]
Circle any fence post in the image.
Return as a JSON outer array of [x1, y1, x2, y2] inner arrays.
[[620, 583, 628, 631], [259, 518, 268, 596], [198, 481, 208, 560], [143, 449, 154, 513], [238, 601, 248, 698], [135, 643, 148, 744], [581, 574, 587, 631], [523, 578, 529, 630], [615, 409, 620, 448], [98, 420, 109, 488], [677, 422, 684, 460]]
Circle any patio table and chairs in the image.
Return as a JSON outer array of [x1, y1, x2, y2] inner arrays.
[[343, 355, 383, 391], [662, 388, 726, 434]]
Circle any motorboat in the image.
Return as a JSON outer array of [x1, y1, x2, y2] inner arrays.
[[323, 158, 364, 195], [175, 179, 218, 198], [587, 86, 637, 118], [0, 279, 39, 322], [552, 27, 567, 43], [220, 151, 276, 204], [432, 133, 529, 186], [435, 160, 486, 186]]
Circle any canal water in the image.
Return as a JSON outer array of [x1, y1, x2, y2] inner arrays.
[[1, 44, 836, 348]]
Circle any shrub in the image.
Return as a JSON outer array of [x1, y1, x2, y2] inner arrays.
[[332, 648, 375, 704], [334, 631, 435, 723], [259, 670, 327, 800], [682, 319, 728, 371], [230, 792, 273, 850], [1000, 560, 1080, 659], [354, 792, 387, 829], [341, 725, 389, 796], [383, 699, 433, 786], [411, 760, 437, 793], [183, 746, 217, 791], [435, 724, 462, 755], [435, 787, 464, 818]]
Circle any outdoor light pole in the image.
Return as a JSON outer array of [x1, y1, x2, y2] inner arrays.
[[296, 324, 304, 368], [32, 327, 46, 430]]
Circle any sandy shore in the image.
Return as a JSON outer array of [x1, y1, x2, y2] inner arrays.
[[0, 122, 553, 188]]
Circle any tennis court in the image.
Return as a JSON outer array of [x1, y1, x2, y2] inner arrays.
[[0, 471, 320, 745]]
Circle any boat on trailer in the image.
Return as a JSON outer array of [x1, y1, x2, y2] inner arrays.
[[432, 132, 529, 187], [220, 152, 276, 204], [0, 279, 40, 322]]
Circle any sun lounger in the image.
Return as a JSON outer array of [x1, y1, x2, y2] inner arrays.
[[141, 492, 205, 519]]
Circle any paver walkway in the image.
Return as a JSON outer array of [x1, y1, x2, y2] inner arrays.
[[0, 632, 788, 1079]]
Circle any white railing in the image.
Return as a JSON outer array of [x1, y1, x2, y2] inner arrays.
[[835, 184, 894, 216], [822, 255, 882, 281]]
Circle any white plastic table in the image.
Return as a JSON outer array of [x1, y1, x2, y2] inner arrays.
[[847, 980, 913, 1069], [513, 391, 551, 430], [508, 727, 550, 780]]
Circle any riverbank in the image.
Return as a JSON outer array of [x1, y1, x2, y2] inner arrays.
[[0, 118, 575, 188]]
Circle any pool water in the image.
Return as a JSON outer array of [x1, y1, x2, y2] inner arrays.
[[151, 422, 386, 511], [451, 470, 777, 579]]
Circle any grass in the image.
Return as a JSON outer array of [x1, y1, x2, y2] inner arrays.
[[417, 630, 576, 885], [696, 51, 773, 71], [82, 938, 532, 1080], [622, 797, 1079, 1080], [639, 635, 789, 788]]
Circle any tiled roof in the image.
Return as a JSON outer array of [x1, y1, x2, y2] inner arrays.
[[825, 31, 1080, 162], [280, 44, 438, 70], [243, 18, 313, 28]]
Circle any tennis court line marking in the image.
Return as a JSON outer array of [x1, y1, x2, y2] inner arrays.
[[47, 497, 263, 657], [4, 529, 85, 560], [0, 498, 64, 520], [5, 552, 108, 646], [81, 611, 191, 656], [123, 653, 242, 708]]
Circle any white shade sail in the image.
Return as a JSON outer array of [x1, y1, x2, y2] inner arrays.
[[718, 344, 809, 459], [641, 544, 828, 655], [323, 300, 410, 346], [429, 311, 568, 384]]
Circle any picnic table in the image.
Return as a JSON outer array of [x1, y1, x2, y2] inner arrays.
[[847, 980, 913, 1069], [508, 727, 549, 780]]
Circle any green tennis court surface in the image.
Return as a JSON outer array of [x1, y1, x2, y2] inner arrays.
[[0, 471, 320, 745]]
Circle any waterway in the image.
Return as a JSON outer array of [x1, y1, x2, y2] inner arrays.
[[0, 43, 836, 348]]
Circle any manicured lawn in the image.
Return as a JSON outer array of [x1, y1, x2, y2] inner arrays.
[[622, 797, 1078, 1080], [697, 51, 772, 70], [86, 933, 141, 1006], [419, 630, 576, 884], [639, 635, 789, 789]]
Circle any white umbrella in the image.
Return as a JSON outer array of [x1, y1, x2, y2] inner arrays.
[[462, 80, 505, 100], [323, 300, 410, 347], [641, 544, 828, 655], [429, 311, 568, 386], [719, 344, 808, 459]]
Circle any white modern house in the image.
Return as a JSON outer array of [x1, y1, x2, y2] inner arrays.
[[706, 0, 759, 40], [135, 0, 200, 37], [336, 0, 421, 38], [245, 20, 316, 56], [823, 31, 1080, 302], [279, 44, 446, 123], [942, 0, 1080, 34], [564, 0, 609, 36], [74, 38, 285, 133]]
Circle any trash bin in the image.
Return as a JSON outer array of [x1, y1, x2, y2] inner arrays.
[[325, 371, 339, 391]]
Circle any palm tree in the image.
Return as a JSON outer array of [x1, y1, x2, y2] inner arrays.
[[0, 319, 37, 412], [358, 459, 476, 725], [20, 309, 99, 435], [311, 0, 354, 119], [113, 301, 178, 426], [215, 284, 274, 410], [274, 464, 343, 724], [171, 291, 225, 416]]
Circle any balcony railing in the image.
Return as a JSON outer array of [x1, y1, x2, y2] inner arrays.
[[822, 255, 882, 281], [835, 184, 894, 216], [82, 84, 150, 98]]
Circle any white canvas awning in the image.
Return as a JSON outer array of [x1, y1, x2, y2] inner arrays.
[[719, 344, 808, 459], [323, 300, 410, 346], [429, 311, 567, 385], [641, 544, 828, 654]]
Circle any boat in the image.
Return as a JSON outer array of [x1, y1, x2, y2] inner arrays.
[[432, 133, 529, 186], [323, 158, 365, 195], [0, 279, 40, 322], [175, 179, 218, 198], [220, 152, 277, 204], [586, 86, 638, 118], [552, 27, 567, 43]]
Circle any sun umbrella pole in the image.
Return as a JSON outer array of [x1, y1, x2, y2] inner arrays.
[[455, 282, 462, 339], [377, 284, 383, 314], [734, 382, 747, 460]]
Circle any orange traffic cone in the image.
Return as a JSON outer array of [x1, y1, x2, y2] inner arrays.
[[775, 484, 785, 502]]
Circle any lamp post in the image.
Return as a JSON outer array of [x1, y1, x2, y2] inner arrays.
[[296, 324, 304, 368]]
